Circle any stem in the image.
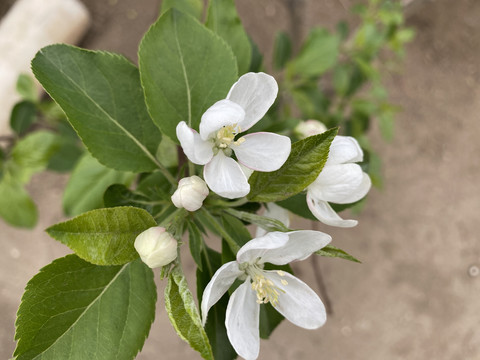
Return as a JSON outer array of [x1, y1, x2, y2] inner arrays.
[[188, 161, 195, 177], [207, 197, 248, 208]]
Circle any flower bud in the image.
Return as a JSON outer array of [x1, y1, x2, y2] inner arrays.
[[171, 175, 209, 212], [294, 120, 327, 139], [134, 227, 177, 268]]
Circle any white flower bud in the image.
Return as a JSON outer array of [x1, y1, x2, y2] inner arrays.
[[134, 227, 177, 268], [294, 120, 327, 139], [171, 175, 209, 212]]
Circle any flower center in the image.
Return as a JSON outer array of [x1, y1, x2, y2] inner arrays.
[[212, 124, 245, 156], [243, 262, 288, 307]]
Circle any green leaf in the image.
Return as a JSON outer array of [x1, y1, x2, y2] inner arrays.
[[139, 9, 237, 142], [31, 44, 162, 172], [14, 255, 156, 360], [248, 35, 264, 72], [0, 180, 37, 228], [316, 244, 361, 263], [103, 184, 158, 214], [16, 73, 38, 102], [187, 221, 205, 271], [197, 209, 240, 253], [273, 31, 292, 70], [165, 265, 214, 360], [206, 0, 251, 74], [161, 0, 204, 19], [197, 247, 237, 360], [10, 131, 62, 184], [47, 139, 83, 173], [248, 128, 338, 202], [288, 28, 340, 78], [221, 212, 251, 246], [225, 208, 290, 232], [46, 207, 157, 265], [63, 153, 135, 216], [10, 101, 36, 135], [156, 136, 179, 167]]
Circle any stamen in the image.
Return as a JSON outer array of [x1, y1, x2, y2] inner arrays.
[[245, 263, 287, 307]]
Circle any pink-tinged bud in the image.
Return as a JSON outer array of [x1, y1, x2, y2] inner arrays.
[[171, 175, 209, 212], [294, 120, 327, 139], [134, 227, 177, 268]]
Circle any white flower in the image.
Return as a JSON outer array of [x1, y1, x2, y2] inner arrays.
[[134, 227, 177, 268], [255, 203, 290, 238], [294, 119, 327, 139], [306, 136, 372, 227], [201, 231, 330, 360], [171, 175, 209, 212], [176, 72, 291, 199]]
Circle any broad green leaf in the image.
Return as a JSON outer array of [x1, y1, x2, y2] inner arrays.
[[197, 209, 240, 253], [46, 207, 157, 265], [273, 31, 292, 70], [221, 212, 251, 246], [206, 0, 251, 74], [187, 221, 205, 271], [10, 101, 36, 135], [197, 247, 237, 360], [32, 44, 162, 172], [47, 140, 83, 173], [104, 184, 159, 214], [16, 73, 38, 102], [248, 128, 338, 202], [225, 208, 290, 232], [288, 28, 340, 78], [63, 153, 135, 216], [139, 9, 237, 142], [316, 244, 361, 263], [10, 131, 62, 184], [0, 180, 37, 228], [161, 0, 204, 20], [165, 265, 214, 360], [14, 255, 156, 360]]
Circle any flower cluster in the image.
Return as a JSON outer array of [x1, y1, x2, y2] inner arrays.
[[134, 72, 372, 360]]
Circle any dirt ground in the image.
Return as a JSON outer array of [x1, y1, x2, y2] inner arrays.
[[1, 0, 479, 359]]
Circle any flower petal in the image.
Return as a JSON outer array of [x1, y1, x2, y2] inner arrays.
[[227, 72, 278, 131], [226, 279, 260, 360], [233, 132, 291, 172], [199, 99, 245, 140], [255, 203, 290, 238], [176, 121, 214, 165], [236, 232, 289, 264], [309, 163, 370, 204], [201, 261, 243, 326], [306, 193, 358, 228], [246, 230, 331, 265], [266, 271, 326, 329], [203, 152, 250, 199], [326, 135, 363, 166]]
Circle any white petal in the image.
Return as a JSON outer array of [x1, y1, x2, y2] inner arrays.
[[309, 163, 370, 204], [176, 121, 214, 165], [203, 152, 250, 199], [266, 271, 326, 329], [255, 203, 290, 238], [233, 132, 291, 172], [199, 99, 245, 140], [227, 72, 278, 131], [306, 194, 358, 228], [201, 261, 243, 326], [248, 230, 331, 265], [326, 135, 364, 166], [236, 232, 289, 264], [226, 279, 260, 360]]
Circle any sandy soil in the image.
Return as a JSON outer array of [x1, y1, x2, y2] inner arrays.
[[1, 0, 479, 359]]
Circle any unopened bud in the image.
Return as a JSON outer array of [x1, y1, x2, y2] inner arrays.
[[171, 175, 209, 212], [294, 120, 327, 139], [134, 227, 177, 268]]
